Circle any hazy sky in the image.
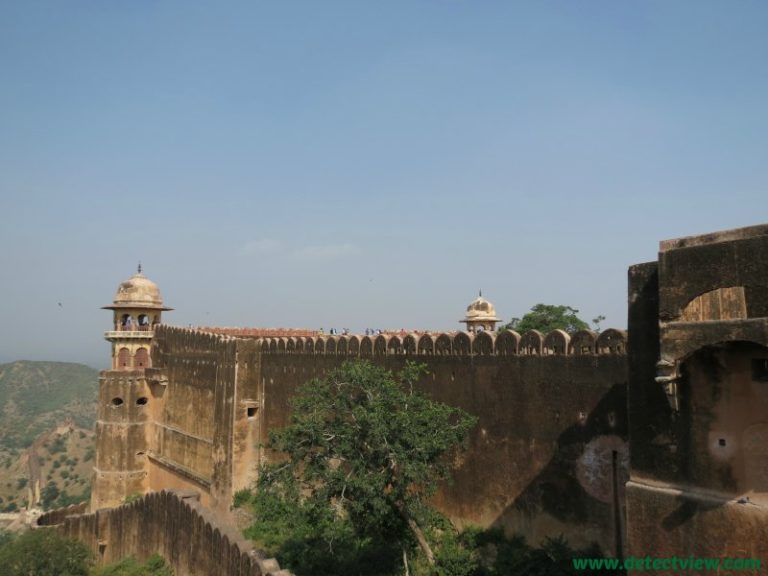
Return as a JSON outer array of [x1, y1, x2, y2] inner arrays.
[[1, 1, 767, 368]]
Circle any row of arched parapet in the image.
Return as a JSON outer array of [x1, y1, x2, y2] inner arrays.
[[257, 328, 627, 357]]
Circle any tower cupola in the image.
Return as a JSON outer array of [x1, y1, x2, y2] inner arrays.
[[102, 265, 172, 370]]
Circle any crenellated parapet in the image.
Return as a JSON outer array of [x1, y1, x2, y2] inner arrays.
[[193, 326, 317, 339], [150, 325, 239, 369], [519, 330, 544, 355], [596, 328, 627, 354], [543, 329, 570, 355], [156, 324, 238, 345], [253, 329, 627, 357]]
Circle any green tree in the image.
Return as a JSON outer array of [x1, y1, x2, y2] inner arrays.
[[50, 435, 67, 453], [591, 315, 606, 332], [93, 554, 174, 576], [504, 304, 591, 334], [0, 528, 92, 576], [246, 360, 477, 575], [0, 529, 13, 548], [41, 480, 60, 510], [123, 492, 143, 505]]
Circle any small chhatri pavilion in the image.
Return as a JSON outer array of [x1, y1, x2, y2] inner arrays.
[[460, 291, 500, 333], [102, 265, 172, 370]]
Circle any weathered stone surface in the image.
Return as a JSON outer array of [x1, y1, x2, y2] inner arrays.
[[628, 224, 768, 571], [658, 227, 768, 322], [41, 490, 289, 575], [111, 326, 629, 556]]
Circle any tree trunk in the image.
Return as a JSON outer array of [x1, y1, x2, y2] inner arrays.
[[408, 516, 435, 565], [397, 504, 435, 566]]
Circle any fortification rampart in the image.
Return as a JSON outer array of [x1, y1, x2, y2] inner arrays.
[[255, 337, 628, 555], [195, 327, 318, 338], [92, 325, 629, 557], [39, 490, 291, 576], [251, 328, 627, 358], [141, 327, 266, 512], [148, 327, 242, 510]]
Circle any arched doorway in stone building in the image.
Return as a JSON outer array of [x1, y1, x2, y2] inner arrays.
[[677, 341, 768, 499]]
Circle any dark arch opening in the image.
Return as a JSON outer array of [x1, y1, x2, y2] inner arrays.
[[677, 341, 768, 496]]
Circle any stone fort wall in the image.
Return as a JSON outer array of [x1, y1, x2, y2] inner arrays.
[[40, 490, 290, 575], [82, 223, 768, 572], [113, 325, 630, 556]]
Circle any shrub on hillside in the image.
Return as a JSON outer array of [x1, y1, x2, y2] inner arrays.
[[93, 554, 174, 576], [0, 530, 174, 576], [0, 528, 92, 576]]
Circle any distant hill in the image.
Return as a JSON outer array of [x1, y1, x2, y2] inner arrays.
[[0, 361, 99, 512], [0, 361, 98, 449]]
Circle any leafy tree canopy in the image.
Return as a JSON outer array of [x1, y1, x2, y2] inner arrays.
[[0, 528, 92, 576], [0, 530, 173, 576], [246, 360, 477, 574], [504, 304, 597, 335]]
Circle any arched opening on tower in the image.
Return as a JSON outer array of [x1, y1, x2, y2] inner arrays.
[[117, 348, 131, 369], [134, 347, 149, 368]]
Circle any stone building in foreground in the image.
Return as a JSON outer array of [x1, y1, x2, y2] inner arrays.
[[627, 223, 768, 568]]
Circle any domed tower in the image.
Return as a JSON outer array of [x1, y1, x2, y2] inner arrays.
[[460, 292, 500, 333], [102, 265, 172, 370], [92, 267, 171, 510]]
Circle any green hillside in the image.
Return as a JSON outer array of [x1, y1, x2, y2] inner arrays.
[[0, 425, 95, 513], [0, 361, 99, 449], [0, 361, 99, 512]]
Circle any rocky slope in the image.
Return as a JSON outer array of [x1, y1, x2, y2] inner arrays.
[[0, 361, 98, 512]]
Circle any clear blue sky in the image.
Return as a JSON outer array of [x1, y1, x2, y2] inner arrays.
[[1, 1, 766, 368]]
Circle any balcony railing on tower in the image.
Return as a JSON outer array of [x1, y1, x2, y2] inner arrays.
[[105, 323, 158, 338]]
